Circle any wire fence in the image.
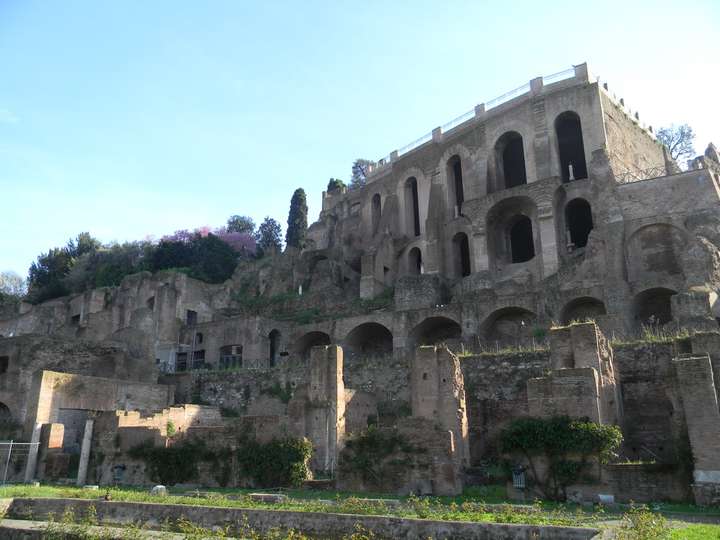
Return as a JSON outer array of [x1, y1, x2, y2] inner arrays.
[[0, 441, 39, 485], [615, 165, 669, 184]]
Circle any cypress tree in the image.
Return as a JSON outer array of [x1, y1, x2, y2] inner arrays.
[[286, 188, 308, 249]]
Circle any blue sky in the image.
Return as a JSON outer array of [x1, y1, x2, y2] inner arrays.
[[1, 0, 718, 277]]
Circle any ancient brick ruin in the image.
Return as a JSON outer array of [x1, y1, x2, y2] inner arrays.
[[1, 63, 719, 505]]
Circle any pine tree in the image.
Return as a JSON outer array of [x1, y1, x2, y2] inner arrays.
[[286, 188, 308, 249], [256, 217, 283, 256]]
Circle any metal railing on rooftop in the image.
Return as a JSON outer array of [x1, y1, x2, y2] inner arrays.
[[365, 65, 584, 180], [615, 165, 668, 184]]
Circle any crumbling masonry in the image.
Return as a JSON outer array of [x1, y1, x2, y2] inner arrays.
[[1, 63, 720, 503]]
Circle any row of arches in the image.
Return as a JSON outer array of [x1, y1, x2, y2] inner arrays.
[[370, 111, 588, 239], [405, 196, 594, 278], [292, 287, 677, 358]]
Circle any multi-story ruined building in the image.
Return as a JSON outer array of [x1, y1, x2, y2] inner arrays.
[[1, 63, 719, 504]]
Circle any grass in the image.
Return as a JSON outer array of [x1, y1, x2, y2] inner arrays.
[[671, 524, 720, 539], [0, 484, 596, 528]]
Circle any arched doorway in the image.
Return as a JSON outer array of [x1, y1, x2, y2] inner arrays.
[[634, 288, 678, 326], [556, 111, 588, 181], [344, 323, 393, 357], [495, 132, 527, 189], [447, 155, 464, 215], [293, 331, 331, 360], [565, 198, 593, 249], [452, 232, 471, 277], [509, 216, 535, 263], [408, 247, 423, 276], [371, 194, 381, 235], [482, 307, 537, 347], [409, 317, 462, 350], [405, 177, 421, 237], [561, 297, 606, 325]]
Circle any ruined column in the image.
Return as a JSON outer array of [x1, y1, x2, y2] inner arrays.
[[537, 205, 559, 277], [76, 418, 94, 486], [411, 346, 469, 467], [673, 355, 720, 505], [307, 345, 345, 474]]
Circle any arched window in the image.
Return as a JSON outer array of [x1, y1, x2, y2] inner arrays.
[[565, 199, 593, 249], [447, 155, 464, 216], [555, 112, 588, 181], [269, 329, 281, 367], [405, 177, 421, 237], [496, 132, 527, 189], [634, 288, 677, 326], [452, 232, 471, 277], [408, 247, 423, 275], [509, 216, 535, 263], [371, 194, 381, 235]]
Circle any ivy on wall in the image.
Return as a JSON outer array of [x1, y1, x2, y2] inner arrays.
[[500, 415, 622, 501]]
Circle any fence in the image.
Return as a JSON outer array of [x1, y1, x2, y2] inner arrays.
[[0, 441, 39, 485]]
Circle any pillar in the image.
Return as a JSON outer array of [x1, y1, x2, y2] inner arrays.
[[76, 418, 94, 486], [538, 206, 559, 277]]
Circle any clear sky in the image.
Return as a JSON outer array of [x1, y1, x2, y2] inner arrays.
[[1, 0, 718, 277]]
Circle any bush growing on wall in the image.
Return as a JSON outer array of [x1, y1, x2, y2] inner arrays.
[[236, 437, 312, 488], [500, 415, 622, 501]]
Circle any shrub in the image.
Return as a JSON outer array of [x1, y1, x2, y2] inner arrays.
[[616, 506, 671, 540], [236, 437, 312, 488], [500, 415, 622, 501]]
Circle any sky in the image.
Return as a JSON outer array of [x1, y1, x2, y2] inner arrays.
[[1, 0, 718, 278]]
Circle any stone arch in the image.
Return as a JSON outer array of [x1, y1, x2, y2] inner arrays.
[[452, 232, 471, 277], [404, 177, 421, 237], [560, 297, 606, 325], [408, 247, 423, 275], [293, 331, 331, 360], [555, 111, 588, 181], [446, 155, 465, 216], [269, 329, 281, 367], [344, 322, 393, 357], [481, 307, 537, 347], [371, 193, 381, 235], [565, 198, 594, 250], [495, 131, 527, 190], [633, 287, 678, 326], [409, 316, 462, 348], [487, 196, 538, 268]]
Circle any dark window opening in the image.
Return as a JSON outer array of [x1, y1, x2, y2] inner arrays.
[[220, 345, 242, 370], [448, 156, 464, 214], [0, 356, 8, 375], [565, 199, 594, 249], [556, 112, 588, 181], [408, 247, 422, 275], [186, 310, 197, 326], [371, 193, 381, 235], [70, 314, 81, 325], [634, 288, 677, 326], [509, 216, 535, 263], [269, 330, 281, 367], [191, 349, 205, 370], [146, 296, 155, 310], [406, 177, 421, 237], [176, 352, 188, 372], [345, 323, 393, 357], [195, 332, 203, 344], [453, 232, 471, 277], [497, 132, 527, 189]]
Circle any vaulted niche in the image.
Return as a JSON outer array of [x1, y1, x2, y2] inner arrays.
[[555, 111, 588, 182]]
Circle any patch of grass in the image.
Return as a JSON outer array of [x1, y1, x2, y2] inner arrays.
[[670, 524, 720, 539]]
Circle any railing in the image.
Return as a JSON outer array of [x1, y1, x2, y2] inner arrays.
[[485, 82, 531, 110], [542, 67, 575, 85], [615, 165, 668, 184], [367, 65, 581, 177], [441, 108, 476, 133]]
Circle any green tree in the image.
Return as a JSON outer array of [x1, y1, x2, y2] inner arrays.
[[255, 217, 282, 256], [285, 188, 308, 249], [350, 158, 375, 189], [327, 178, 346, 193], [656, 124, 696, 162], [500, 415, 622, 501], [226, 215, 256, 235], [189, 233, 238, 283]]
